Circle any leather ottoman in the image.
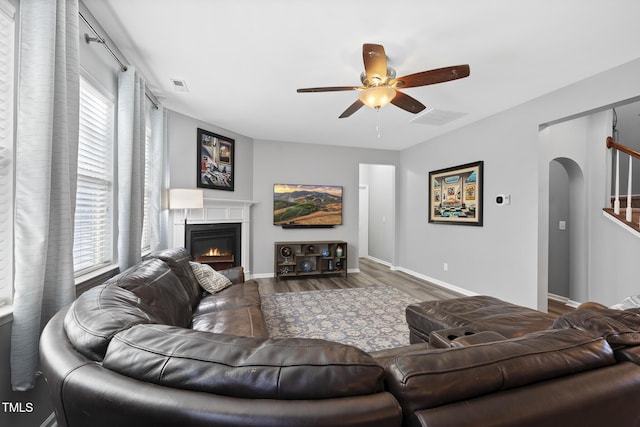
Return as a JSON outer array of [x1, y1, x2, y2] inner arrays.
[[406, 295, 556, 344]]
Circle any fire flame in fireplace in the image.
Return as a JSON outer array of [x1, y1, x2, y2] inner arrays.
[[196, 246, 233, 267], [205, 248, 221, 256]]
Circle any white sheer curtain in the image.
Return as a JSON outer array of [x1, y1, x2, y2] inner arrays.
[[11, 0, 79, 391], [149, 105, 168, 251], [117, 67, 146, 270]]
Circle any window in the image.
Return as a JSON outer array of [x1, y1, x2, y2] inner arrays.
[[140, 105, 152, 252], [0, 0, 15, 306], [73, 75, 115, 275]]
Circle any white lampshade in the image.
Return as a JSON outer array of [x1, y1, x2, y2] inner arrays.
[[358, 86, 396, 109], [169, 188, 204, 210]]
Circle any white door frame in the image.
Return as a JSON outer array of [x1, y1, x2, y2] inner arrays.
[[359, 184, 369, 258]]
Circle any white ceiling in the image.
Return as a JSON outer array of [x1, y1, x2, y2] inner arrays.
[[83, 0, 640, 151]]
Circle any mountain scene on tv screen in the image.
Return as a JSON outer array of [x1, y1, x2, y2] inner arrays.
[[274, 185, 342, 225]]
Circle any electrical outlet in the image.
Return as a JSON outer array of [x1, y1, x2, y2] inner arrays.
[[443, 263, 448, 271]]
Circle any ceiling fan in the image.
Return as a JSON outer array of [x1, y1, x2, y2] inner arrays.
[[297, 43, 470, 118]]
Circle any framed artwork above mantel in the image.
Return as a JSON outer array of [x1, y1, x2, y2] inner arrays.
[[197, 128, 235, 191], [428, 160, 483, 226]]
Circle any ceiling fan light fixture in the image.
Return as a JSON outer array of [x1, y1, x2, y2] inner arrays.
[[358, 86, 396, 109], [296, 44, 469, 118]]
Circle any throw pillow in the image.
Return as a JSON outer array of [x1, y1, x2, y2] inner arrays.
[[189, 262, 232, 294]]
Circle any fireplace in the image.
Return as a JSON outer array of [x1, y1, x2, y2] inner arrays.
[[185, 223, 241, 270]]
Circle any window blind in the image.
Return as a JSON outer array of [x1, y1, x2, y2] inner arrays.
[[0, 0, 15, 305], [140, 108, 152, 252], [74, 76, 115, 274]]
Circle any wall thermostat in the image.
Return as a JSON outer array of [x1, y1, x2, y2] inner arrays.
[[496, 194, 511, 206]]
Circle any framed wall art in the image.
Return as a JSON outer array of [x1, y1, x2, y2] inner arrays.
[[428, 160, 483, 226], [197, 128, 234, 191]]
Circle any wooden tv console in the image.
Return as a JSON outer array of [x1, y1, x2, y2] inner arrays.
[[274, 240, 347, 280]]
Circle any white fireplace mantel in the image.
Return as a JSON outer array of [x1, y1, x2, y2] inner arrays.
[[172, 198, 257, 276]]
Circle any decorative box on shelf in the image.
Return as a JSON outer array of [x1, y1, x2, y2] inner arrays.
[[274, 240, 347, 280]]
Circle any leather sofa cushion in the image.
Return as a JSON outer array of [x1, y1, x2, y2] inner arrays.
[[552, 307, 640, 345], [385, 329, 615, 415], [370, 343, 432, 368], [64, 285, 160, 361], [150, 247, 202, 309], [412, 362, 640, 427], [191, 306, 268, 338], [406, 296, 556, 340], [216, 266, 245, 284], [193, 280, 261, 315], [64, 258, 192, 361], [103, 324, 385, 400], [112, 258, 192, 327]]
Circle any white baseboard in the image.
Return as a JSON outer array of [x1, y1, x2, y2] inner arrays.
[[362, 256, 475, 296], [255, 257, 472, 296], [250, 269, 360, 279], [548, 293, 580, 308], [364, 255, 405, 271], [249, 272, 274, 279], [365, 255, 392, 268], [394, 266, 477, 297]]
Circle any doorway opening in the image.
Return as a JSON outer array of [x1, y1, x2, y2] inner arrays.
[[548, 157, 586, 304], [359, 164, 396, 267]]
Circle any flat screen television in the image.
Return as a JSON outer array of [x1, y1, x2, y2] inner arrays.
[[273, 184, 343, 228]]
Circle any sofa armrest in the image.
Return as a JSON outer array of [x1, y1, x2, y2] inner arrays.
[[429, 327, 479, 348], [450, 331, 507, 347], [217, 266, 245, 284], [577, 301, 608, 310], [385, 329, 615, 416]]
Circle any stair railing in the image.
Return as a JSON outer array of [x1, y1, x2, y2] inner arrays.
[[606, 136, 640, 225]]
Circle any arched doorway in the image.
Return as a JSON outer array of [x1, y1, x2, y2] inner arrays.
[[548, 157, 587, 303]]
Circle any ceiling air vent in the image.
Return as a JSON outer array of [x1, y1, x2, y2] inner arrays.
[[170, 78, 189, 92], [410, 109, 466, 126]]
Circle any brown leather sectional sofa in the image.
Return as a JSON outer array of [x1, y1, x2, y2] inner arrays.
[[40, 248, 640, 426]]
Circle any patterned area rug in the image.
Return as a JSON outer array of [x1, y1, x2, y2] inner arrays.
[[261, 286, 419, 352]]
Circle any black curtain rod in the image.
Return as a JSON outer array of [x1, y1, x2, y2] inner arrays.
[[79, 11, 160, 110]]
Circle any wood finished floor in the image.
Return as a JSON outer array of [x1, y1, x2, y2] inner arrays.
[[548, 299, 576, 316], [256, 257, 463, 301], [256, 257, 575, 316]]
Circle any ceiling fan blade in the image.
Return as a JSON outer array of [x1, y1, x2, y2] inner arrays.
[[297, 86, 360, 93], [339, 99, 364, 118], [391, 91, 427, 114], [362, 43, 388, 83], [395, 64, 470, 89]]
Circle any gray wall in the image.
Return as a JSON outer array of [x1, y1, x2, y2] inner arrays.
[[360, 164, 396, 264], [251, 140, 399, 276], [167, 109, 254, 201], [398, 57, 640, 309], [397, 115, 535, 305]]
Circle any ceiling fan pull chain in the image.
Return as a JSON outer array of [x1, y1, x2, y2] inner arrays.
[[376, 107, 382, 139]]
